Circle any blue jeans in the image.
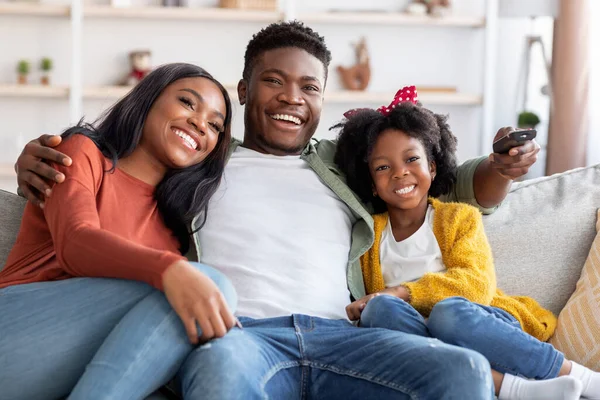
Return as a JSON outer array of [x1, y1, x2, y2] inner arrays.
[[175, 314, 494, 399], [360, 295, 564, 380], [0, 262, 237, 400]]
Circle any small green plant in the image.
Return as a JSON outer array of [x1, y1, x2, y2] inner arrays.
[[17, 60, 30, 75], [518, 111, 541, 128], [40, 57, 53, 72]]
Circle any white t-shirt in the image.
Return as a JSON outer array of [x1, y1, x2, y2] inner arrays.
[[198, 147, 354, 320], [380, 206, 446, 287]]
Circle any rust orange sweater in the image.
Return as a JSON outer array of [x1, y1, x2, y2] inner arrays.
[[0, 134, 185, 290]]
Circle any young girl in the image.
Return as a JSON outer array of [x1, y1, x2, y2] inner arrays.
[[0, 63, 238, 400], [334, 86, 600, 400]]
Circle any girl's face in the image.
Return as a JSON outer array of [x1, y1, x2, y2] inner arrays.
[[368, 128, 436, 212], [141, 77, 227, 169]]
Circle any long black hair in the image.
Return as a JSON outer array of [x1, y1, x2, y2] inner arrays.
[[61, 63, 233, 253], [333, 102, 458, 214]]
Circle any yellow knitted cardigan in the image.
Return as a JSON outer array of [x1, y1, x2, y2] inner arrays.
[[361, 198, 557, 342]]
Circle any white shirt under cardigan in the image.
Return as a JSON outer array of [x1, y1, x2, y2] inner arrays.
[[380, 205, 446, 287], [198, 147, 355, 320]]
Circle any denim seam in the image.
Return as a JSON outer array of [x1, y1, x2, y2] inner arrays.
[[308, 361, 418, 399], [489, 361, 522, 377], [259, 361, 301, 400], [293, 319, 309, 400], [544, 349, 565, 379]]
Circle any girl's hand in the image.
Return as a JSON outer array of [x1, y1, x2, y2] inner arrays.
[[346, 293, 382, 321], [489, 126, 540, 180], [380, 285, 410, 301], [162, 260, 236, 344], [346, 286, 410, 321]]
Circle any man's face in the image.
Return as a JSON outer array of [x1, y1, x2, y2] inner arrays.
[[239, 47, 326, 156]]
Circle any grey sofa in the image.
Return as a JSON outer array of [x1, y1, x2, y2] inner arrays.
[[2, 163, 600, 398]]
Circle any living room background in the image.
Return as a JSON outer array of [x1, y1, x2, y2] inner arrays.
[[0, 0, 583, 193]]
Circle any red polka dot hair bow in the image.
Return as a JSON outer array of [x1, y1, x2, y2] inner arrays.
[[343, 85, 419, 119]]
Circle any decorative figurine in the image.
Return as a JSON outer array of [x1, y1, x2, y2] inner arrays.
[[337, 37, 371, 91]]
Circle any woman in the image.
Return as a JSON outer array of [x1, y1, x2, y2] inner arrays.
[[0, 63, 238, 400]]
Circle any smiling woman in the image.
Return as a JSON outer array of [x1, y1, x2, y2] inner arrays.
[[0, 63, 240, 400]]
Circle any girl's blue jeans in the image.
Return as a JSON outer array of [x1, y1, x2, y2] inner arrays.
[[360, 295, 564, 380]]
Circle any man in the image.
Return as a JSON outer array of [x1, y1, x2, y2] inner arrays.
[[15, 21, 538, 399]]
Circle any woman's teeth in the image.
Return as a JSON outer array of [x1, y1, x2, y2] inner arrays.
[[395, 185, 415, 195], [270, 114, 302, 125], [173, 129, 198, 150]]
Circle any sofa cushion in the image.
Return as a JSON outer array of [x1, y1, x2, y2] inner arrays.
[[0, 189, 26, 271], [482, 164, 600, 316], [550, 209, 600, 370]]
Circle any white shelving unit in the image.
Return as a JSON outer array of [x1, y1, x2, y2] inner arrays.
[[84, 4, 281, 21], [0, 0, 498, 165], [296, 11, 485, 27]]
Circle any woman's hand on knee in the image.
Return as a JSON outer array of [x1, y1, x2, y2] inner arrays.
[[162, 260, 237, 345]]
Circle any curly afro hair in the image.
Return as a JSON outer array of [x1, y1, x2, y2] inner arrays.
[[333, 102, 458, 213], [242, 20, 332, 82]]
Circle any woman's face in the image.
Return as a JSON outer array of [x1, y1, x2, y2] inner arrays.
[[141, 77, 227, 169]]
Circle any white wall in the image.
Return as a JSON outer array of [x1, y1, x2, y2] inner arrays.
[[0, 0, 554, 192]]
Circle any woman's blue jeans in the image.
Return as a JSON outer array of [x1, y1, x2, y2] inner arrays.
[[0, 262, 237, 400]]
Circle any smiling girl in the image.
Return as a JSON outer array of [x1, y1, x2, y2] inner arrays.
[[333, 86, 600, 400]]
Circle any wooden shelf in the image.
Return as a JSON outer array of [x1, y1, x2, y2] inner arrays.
[[84, 5, 281, 22], [83, 85, 240, 100], [83, 85, 131, 100], [0, 2, 70, 17], [297, 11, 485, 28], [0, 85, 481, 106], [0, 84, 69, 98], [325, 90, 482, 106]]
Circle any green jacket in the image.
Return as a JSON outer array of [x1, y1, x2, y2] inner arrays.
[[191, 138, 492, 301]]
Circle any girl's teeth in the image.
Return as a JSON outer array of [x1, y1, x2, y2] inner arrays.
[[395, 185, 415, 194]]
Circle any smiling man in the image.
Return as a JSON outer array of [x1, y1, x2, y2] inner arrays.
[[13, 21, 541, 399]]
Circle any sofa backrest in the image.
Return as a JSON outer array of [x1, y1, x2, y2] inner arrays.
[[2, 165, 599, 316], [483, 164, 600, 315], [0, 189, 26, 270]]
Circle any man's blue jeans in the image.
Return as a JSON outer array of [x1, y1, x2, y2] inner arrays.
[[0, 262, 237, 400], [175, 314, 494, 399], [360, 295, 564, 380]]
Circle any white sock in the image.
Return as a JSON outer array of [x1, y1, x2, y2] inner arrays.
[[569, 361, 600, 399], [498, 373, 582, 400]]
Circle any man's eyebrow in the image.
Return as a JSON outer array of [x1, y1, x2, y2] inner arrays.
[[301, 75, 322, 86], [179, 88, 225, 121], [261, 68, 287, 77], [262, 68, 322, 87]]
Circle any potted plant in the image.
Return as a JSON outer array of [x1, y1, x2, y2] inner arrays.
[[517, 111, 541, 129], [40, 57, 53, 85], [17, 60, 30, 85]]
